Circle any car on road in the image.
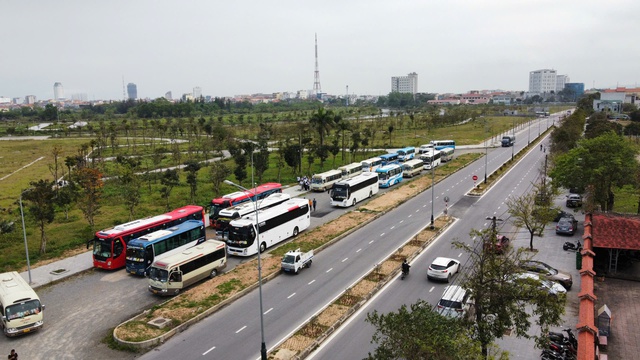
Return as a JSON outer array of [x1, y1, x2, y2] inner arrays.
[[513, 273, 567, 297], [553, 210, 572, 222], [437, 285, 474, 320], [519, 260, 573, 290], [566, 194, 582, 208], [484, 234, 510, 254], [427, 257, 460, 282], [556, 216, 578, 235]]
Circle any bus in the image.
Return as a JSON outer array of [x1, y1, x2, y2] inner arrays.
[[430, 140, 456, 150], [379, 153, 399, 165], [418, 144, 435, 154], [330, 172, 379, 207], [311, 169, 342, 192], [402, 159, 424, 178], [148, 239, 227, 296], [227, 198, 310, 256], [213, 193, 291, 234], [209, 182, 282, 227], [439, 147, 455, 162], [361, 157, 383, 173], [338, 162, 363, 179], [125, 220, 206, 276], [0, 272, 44, 337], [376, 163, 403, 188], [420, 150, 442, 170], [91, 205, 205, 270], [397, 147, 416, 162]]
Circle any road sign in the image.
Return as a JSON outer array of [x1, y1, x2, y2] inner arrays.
[[472, 175, 478, 181]]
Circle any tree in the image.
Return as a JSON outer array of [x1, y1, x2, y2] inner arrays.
[[506, 183, 558, 250], [160, 169, 180, 211], [453, 226, 565, 357], [309, 107, 338, 169], [117, 160, 142, 221], [75, 167, 103, 232], [283, 143, 303, 176], [55, 182, 79, 220], [183, 160, 202, 204], [209, 161, 232, 197], [42, 104, 58, 121], [551, 132, 638, 211], [22, 180, 56, 254], [365, 300, 483, 360]]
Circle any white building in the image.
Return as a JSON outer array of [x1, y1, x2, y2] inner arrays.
[[54, 82, 64, 100], [391, 72, 418, 94], [528, 69, 557, 94], [193, 87, 202, 99], [556, 75, 569, 92]]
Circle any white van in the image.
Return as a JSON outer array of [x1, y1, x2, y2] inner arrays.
[[148, 239, 227, 296], [0, 272, 45, 337], [436, 285, 474, 320]]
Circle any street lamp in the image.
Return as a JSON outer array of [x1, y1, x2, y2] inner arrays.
[[528, 119, 531, 144], [19, 190, 32, 284], [430, 160, 435, 229], [511, 118, 515, 161], [484, 129, 489, 184]]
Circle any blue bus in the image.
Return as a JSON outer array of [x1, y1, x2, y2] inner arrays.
[[380, 153, 399, 165], [397, 147, 416, 162], [430, 140, 456, 151], [376, 163, 403, 188], [125, 220, 206, 276]]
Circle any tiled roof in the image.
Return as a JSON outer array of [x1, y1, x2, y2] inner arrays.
[[592, 213, 640, 250]]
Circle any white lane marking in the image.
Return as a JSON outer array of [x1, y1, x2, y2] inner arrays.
[[458, 253, 463, 257], [326, 268, 333, 273], [308, 280, 315, 285], [390, 226, 395, 230], [203, 346, 216, 355], [356, 248, 362, 253], [429, 286, 435, 293], [369, 240, 374, 244], [408, 214, 412, 218], [416, 209, 420, 212], [288, 293, 296, 299], [236, 326, 247, 333], [342, 258, 348, 262], [399, 220, 404, 224], [264, 308, 273, 315], [380, 233, 385, 237]]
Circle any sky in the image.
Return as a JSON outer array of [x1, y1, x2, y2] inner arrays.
[[2, 0, 640, 101]]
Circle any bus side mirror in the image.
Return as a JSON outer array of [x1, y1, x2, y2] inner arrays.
[[42, 305, 46, 311]]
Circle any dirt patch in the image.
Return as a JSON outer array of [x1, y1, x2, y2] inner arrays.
[[279, 334, 315, 352], [350, 280, 377, 297], [316, 304, 350, 327], [272, 348, 299, 360]]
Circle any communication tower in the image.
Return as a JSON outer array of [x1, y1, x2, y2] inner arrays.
[[313, 34, 322, 96]]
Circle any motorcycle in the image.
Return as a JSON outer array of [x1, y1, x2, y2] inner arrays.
[[548, 328, 577, 349], [401, 265, 410, 280], [541, 348, 575, 360], [562, 241, 582, 252]]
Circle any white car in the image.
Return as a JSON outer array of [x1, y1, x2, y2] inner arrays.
[[427, 257, 460, 282], [513, 273, 567, 296]]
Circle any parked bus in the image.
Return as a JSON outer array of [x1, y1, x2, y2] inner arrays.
[[418, 144, 435, 154], [397, 147, 416, 162], [420, 150, 442, 170], [402, 159, 424, 178], [439, 147, 455, 162], [430, 140, 456, 150], [0, 272, 44, 337], [209, 182, 282, 228], [90, 205, 205, 270], [339, 162, 364, 179], [330, 172, 379, 207], [148, 239, 227, 296], [379, 153, 399, 165], [213, 193, 291, 235], [376, 163, 403, 188], [125, 220, 206, 276], [227, 198, 310, 256], [311, 169, 342, 192], [361, 157, 383, 173]]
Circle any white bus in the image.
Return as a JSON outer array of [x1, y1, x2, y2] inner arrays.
[[330, 172, 379, 207], [440, 147, 455, 162], [402, 159, 424, 178], [418, 144, 435, 154], [420, 150, 442, 170], [214, 193, 291, 234], [338, 162, 363, 179], [148, 239, 227, 296], [0, 272, 45, 337], [227, 198, 311, 256], [361, 157, 383, 173], [311, 169, 343, 192]]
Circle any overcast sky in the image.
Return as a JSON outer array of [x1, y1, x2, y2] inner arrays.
[[2, 0, 639, 101]]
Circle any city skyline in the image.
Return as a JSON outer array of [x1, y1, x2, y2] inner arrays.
[[2, 1, 639, 101]]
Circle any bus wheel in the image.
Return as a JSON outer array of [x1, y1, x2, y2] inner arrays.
[[352, 198, 357, 206], [293, 227, 299, 237], [174, 288, 180, 296], [209, 269, 218, 279], [260, 242, 267, 253]]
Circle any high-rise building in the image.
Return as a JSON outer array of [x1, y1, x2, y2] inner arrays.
[[25, 95, 36, 104], [556, 75, 569, 92], [193, 87, 202, 99], [127, 83, 138, 100], [528, 69, 557, 94], [564, 83, 584, 101], [165, 91, 173, 100], [54, 82, 64, 100], [391, 72, 418, 95]]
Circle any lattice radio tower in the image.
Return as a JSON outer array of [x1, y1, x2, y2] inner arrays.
[[312, 33, 322, 96]]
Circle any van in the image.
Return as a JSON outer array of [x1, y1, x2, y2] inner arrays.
[[436, 285, 473, 320], [0, 272, 45, 337]]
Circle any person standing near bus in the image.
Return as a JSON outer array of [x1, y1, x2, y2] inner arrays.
[[309, 198, 313, 210], [313, 198, 317, 212]]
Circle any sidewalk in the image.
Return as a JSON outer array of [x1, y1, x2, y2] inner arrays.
[[20, 184, 309, 289]]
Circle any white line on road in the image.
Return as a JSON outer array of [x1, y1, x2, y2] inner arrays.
[[380, 233, 385, 237], [356, 248, 362, 253], [390, 226, 395, 230], [399, 220, 404, 224], [342, 258, 348, 262], [429, 286, 435, 293], [326, 268, 333, 273], [369, 240, 374, 244], [264, 308, 273, 315], [203, 346, 216, 355], [308, 280, 316, 285], [236, 326, 247, 333], [458, 252, 463, 257], [288, 293, 296, 299], [408, 214, 412, 218]]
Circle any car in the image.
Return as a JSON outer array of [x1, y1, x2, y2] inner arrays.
[[437, 285, 474, 320], [519, 260, 573, 290], [484, 235, 510, 254], [553, 210, 572, 222], [427, 257, 461, 282], [512, 273, 567, 297], [566, 194, 582, 208], [556, 216, 578, 235]]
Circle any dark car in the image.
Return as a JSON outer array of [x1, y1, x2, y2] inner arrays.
[[484, 235, 510, 254], [566, 194, 582, 208], [556, 216, 578, 235], [519, 260, 573, 290], [553, 210, 572, 222]]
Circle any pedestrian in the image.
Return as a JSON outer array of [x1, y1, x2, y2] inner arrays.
[[543, 146, 546, 153], [309, 198, 313, 210], [8, 349, 17, 360], [540, 144, 542, 151], [313, 198, 317, 212], [299, 178, 304, 191]]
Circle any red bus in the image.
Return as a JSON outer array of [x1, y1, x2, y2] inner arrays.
[[90, 205, 205, 270], [209, 182, 282, 228]]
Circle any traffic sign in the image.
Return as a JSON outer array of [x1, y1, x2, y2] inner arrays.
[[472, 175, 478, 181]]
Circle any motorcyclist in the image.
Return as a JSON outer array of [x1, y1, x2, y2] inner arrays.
[[401, 259, 411, 274]]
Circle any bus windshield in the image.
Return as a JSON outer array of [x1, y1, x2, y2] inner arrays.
[[93, 237, 111, 258], [311, 177, 324, 185], [210, 200, 231, 218], [126, 247, 145, 263], [332, 185, 349, 199], [148, 267, 169, 282], [228, 225, 255, 247], [378, 173, 389, 181], [5, 299, 42, 320], [282, 254, 296, 264]]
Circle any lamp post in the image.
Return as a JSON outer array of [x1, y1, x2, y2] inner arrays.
[[511, 118, 515, 161], [430, 160, 435, 229], [484, 128, 489, 184], [528, 119, 531, 144], [224, 166, 267, 360], [19, 191, 32, 284]]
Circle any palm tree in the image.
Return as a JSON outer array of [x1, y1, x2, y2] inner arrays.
[[309, 107, 339, 169]]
